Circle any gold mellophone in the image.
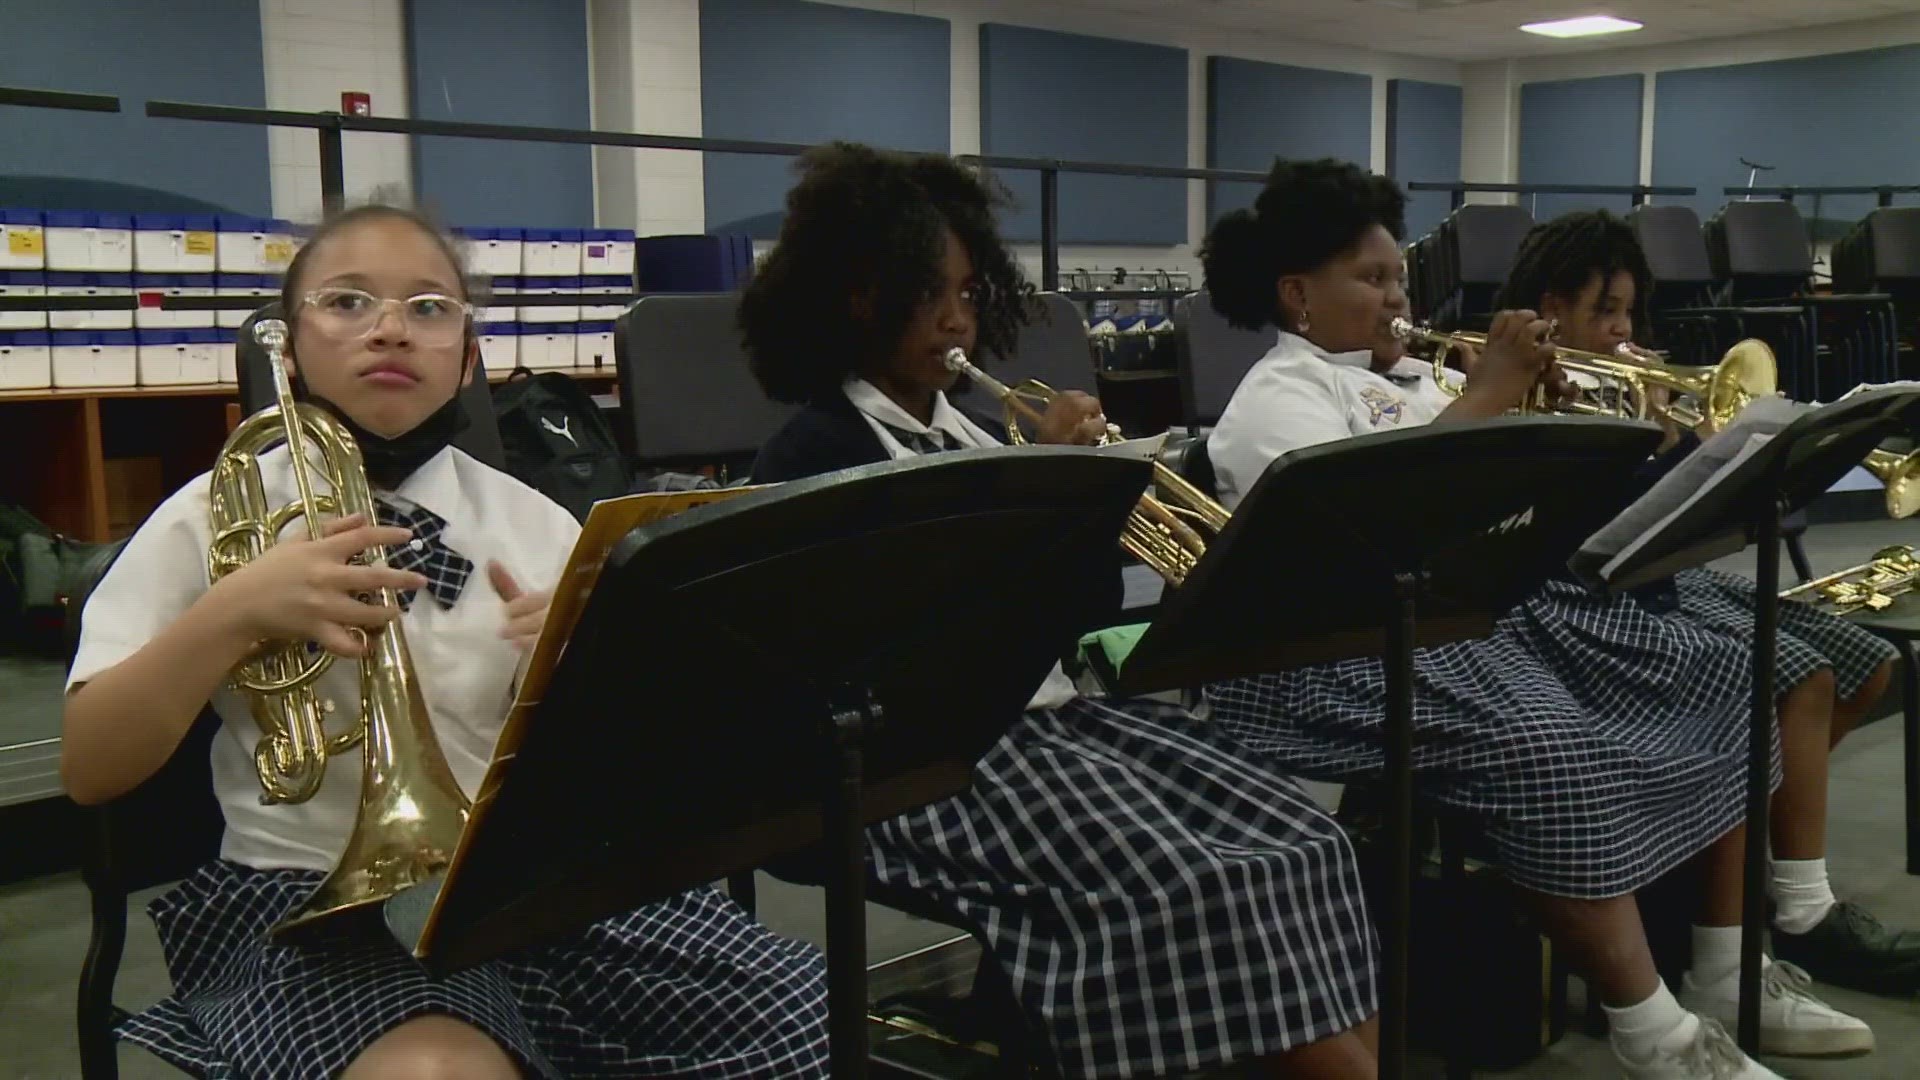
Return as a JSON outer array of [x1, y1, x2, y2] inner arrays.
[[206, 318, 471, 944]]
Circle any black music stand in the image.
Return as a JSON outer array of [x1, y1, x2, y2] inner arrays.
[[1584, 384, 1920, 1054], [387, 446, 1155, 1079], [1118, 416, 1666, 1080]]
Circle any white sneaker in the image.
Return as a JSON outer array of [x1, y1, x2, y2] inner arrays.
[[1615, 1017, 1786, 1079], [1679, 958, 1874, 1056]]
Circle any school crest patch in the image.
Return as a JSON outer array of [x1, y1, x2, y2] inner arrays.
[[1359, 386, 1405, 425]]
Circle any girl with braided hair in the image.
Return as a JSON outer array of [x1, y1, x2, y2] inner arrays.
[[1495, 209, 1919, 999]]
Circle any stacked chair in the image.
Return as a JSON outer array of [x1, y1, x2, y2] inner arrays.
[[1834, 206, 1920, 372], [1403, 204, 1535, 332], [1630, 205, 1821, 397], [1701, 200, 1899, 398]]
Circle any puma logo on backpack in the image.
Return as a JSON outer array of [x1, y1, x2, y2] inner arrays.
[[492, 368, 631, 521]]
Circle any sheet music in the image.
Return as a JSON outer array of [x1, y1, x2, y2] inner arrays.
[[493, 487, 764, 770], [1569, 394, 1806, 587], [1098, 432, 1170, 461]]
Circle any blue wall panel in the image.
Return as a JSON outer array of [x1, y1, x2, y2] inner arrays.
[[407, 0, 594, 228], [701, 0, 950, 238], [1518, 74, 1643, 222], [979, 24, 1187, 245], [1387, 79, 1461, 242], [1, 0, 269, 215], [1206, 57, 1372, 226], [1653, 46, 1920, 241]]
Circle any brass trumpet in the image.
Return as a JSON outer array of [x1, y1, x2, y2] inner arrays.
[[1387, 316, 1778, 432], [1864, 449, 1920, 519], [207, 319, 471, 944], [944, 347, 1229, 585], [1781, 545, 1920, 614]]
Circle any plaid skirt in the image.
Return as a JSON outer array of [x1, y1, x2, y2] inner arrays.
[[1206, 582, 1777, 901], [120, 861, 829, 1079], [869, 696, 1378, 1079], [1672, 566, 1897, 699]]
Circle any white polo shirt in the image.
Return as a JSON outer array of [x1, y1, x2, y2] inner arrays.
[[1208, 331, 1459, 510], [68, 446, 580, 872]]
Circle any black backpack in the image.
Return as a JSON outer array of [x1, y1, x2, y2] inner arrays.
[[491, 368, 632, 521], [1, 503, 113, 656]]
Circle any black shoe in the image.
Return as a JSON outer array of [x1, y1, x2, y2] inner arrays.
[[1772, 901, 1920, 996]]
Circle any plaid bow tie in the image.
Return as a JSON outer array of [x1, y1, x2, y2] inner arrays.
[[879, 422, 961, 456], [374, 498, 472, 610]]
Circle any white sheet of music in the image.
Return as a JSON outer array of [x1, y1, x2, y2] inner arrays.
[[1570, 394, 1804, 587]]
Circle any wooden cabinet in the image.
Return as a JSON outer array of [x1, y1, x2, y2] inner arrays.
[[1, 371, 615, 542]]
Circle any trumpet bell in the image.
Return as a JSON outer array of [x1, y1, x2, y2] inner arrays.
[[1864, 449, 1920, 519], [1697, 339, 1779, 430]]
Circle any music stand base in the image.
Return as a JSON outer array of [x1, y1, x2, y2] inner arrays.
[[1381, 571, 1423, 1080], [827, 690, 880, 1079], [1738, 504, 1782, 1053]]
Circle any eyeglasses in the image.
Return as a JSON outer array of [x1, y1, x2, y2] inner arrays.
[[301, 287, 472, 343]]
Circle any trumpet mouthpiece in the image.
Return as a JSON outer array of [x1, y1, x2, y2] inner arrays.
[[943, 346, 969, 372], [254, 318, 289, 348]]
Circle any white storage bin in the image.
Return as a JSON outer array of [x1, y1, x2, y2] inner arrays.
[[48, 273, 135, 330], [0, 271, 47, 330], [581, 275, 628, 320], [575, 321, 615, 371], [217, 216, 298, 274], [517, 276, 580, 323], [265, 219, 298, 273], [522, 325, 576, 370], [514, 325, 551, 369], [522, 229, 583, 276], [581, 229, 635, 277], [43, 211, 134, 272], [138, 328, 222, 385], [0, 211, 44, 270], [134, 274, 219, 329], [52, 329, 137, 388], [216, 328, 239, 384], [459, 227, 525, 277], [478, 276, 519, 324], [478, 322, 521, 370], [133, 213, 219, 272], [217, 274, 279, 328], [0, 330, 52, 389]]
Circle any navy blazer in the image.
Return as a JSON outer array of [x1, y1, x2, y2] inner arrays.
[[753, 389, 1130, 628]]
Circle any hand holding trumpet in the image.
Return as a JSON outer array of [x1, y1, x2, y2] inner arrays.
[[1452, 310, 1574, 411]]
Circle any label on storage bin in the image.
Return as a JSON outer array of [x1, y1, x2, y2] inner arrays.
[[8, 230, 42, 256], [263, 238, 294, 265], [184, 232, 215, 255]]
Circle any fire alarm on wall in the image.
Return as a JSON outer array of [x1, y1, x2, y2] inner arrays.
[[341, 91, 371, 117]]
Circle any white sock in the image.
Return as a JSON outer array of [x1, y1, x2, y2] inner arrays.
[[1771, 857, 1837, 935], [1606, 981, 1699, 1059], [1689, 924, 1755, 988]]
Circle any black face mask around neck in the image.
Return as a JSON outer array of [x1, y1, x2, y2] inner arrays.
[[291, 370, 471, 490]]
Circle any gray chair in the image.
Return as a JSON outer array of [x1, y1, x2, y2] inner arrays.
[[953, 292, 1097, 423], [613, 293, 798, 480], [1172, 290, 1272, 429], [71, 540, 222, 1080], [233, 304, 507, 471]]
